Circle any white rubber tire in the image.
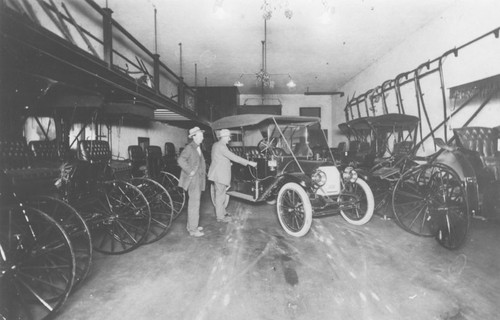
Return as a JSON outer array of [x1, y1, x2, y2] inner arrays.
[[276, 182, 313, 237], [339, 178, 374, 225]]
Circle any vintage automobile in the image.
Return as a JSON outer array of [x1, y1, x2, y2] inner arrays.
[[211, 114, 375, 237]]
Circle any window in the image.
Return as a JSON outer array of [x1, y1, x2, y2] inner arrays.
[[299, 107, 321, 118]]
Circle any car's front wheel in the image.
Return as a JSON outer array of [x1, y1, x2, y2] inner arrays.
[[338, 178, 374, 225], [277, 182, 313, 237]]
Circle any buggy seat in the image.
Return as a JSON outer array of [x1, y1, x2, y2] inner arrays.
[[128, 145, 146, 177], [29, 140, 64, 168], [76, 140, 114, 182], [347, 140, 374, 167], [228, 146, 261, 159], [453, 127, 500, 180], [0, 139, 60, 193], [78, 140, 111, 163], [146, 146, 163, 178]]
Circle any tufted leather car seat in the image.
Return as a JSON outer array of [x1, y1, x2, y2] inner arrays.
[[245, 147, 260, 158], [453, 127, 500, 180]]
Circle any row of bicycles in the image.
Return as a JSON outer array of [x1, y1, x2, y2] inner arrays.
[[0, 138, 185, 320]]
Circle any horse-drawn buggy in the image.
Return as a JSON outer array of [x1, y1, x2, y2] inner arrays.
[[339, 72, 500, 250], [0, 73, 181, 319]]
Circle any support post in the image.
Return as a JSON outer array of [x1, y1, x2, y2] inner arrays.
[[102, 7, 113, 68], [153, 53, 160, 94], [178, 79, 185, 108]]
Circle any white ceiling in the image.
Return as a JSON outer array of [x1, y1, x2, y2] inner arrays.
[[95, 0, 457, 95]]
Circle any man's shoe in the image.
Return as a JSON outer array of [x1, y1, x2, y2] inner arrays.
[[217, 216, 232, 223], [197, 226, 204, 231], [189, 230, 204, 237]]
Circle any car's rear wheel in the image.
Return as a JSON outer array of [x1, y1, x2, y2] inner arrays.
[[276, 182, 312, 237]]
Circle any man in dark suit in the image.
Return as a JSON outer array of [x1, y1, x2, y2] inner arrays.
[[178, 127, 206, 237], [208, 129, 257, 222]]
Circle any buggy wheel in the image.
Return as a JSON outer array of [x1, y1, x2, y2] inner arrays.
[[85, 181, 151, 255], [392, 163, 469, 249], [159, 171, 186, 218], [131, 178, 174, 244], [210, 183, 229, 208], [338, 178, 375, 225], [26, 196, 92, 288], [0, 206, 76, 320], [276, 182, 312, 237]]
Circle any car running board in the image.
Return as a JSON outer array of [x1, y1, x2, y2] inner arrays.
[[227, 191, 257, 202]]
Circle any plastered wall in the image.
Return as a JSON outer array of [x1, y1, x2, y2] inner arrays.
[[107, 122, 188, 159], [336, 0, 500, 155], [240, 1, 500, 153]]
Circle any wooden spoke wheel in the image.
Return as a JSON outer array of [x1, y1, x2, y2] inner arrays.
[[159, 171, 186, 219], [0, 206, 76, 320], [131, 178, 174, 244], [276, 182, 313, 237], [26, 196, 92, 288], [338, 178, 375, 225], [370, 178, 393, 217], [76, 180, 151, 255], [392, 163, 469, 249]]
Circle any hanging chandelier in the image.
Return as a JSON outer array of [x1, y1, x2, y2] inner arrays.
[[234, 19, 296, 91]]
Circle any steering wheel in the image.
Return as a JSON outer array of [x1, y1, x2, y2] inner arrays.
[[258, 138, 276, 157]]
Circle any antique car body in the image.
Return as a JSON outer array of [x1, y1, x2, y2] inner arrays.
[[211, 114, 374, 237]]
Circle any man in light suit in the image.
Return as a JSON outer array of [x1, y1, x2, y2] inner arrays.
[[208, 129, 257, 222], [178, 127, 206, 237]]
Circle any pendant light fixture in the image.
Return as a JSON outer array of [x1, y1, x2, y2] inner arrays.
[[234, 19, 296, 92]]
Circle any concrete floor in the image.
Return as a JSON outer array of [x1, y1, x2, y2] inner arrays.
[[58, 190, 500, 320]]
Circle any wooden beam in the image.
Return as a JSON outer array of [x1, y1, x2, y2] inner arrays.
[[304, 91, 344, 97], [61, 2, 99, 58]]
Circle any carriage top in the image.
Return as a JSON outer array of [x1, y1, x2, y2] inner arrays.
[[339, 114, 419, 132], [211, 114, 320, 130]]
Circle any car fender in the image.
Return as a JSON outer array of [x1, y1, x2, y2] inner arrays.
[[278, 173, 313, 191]]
